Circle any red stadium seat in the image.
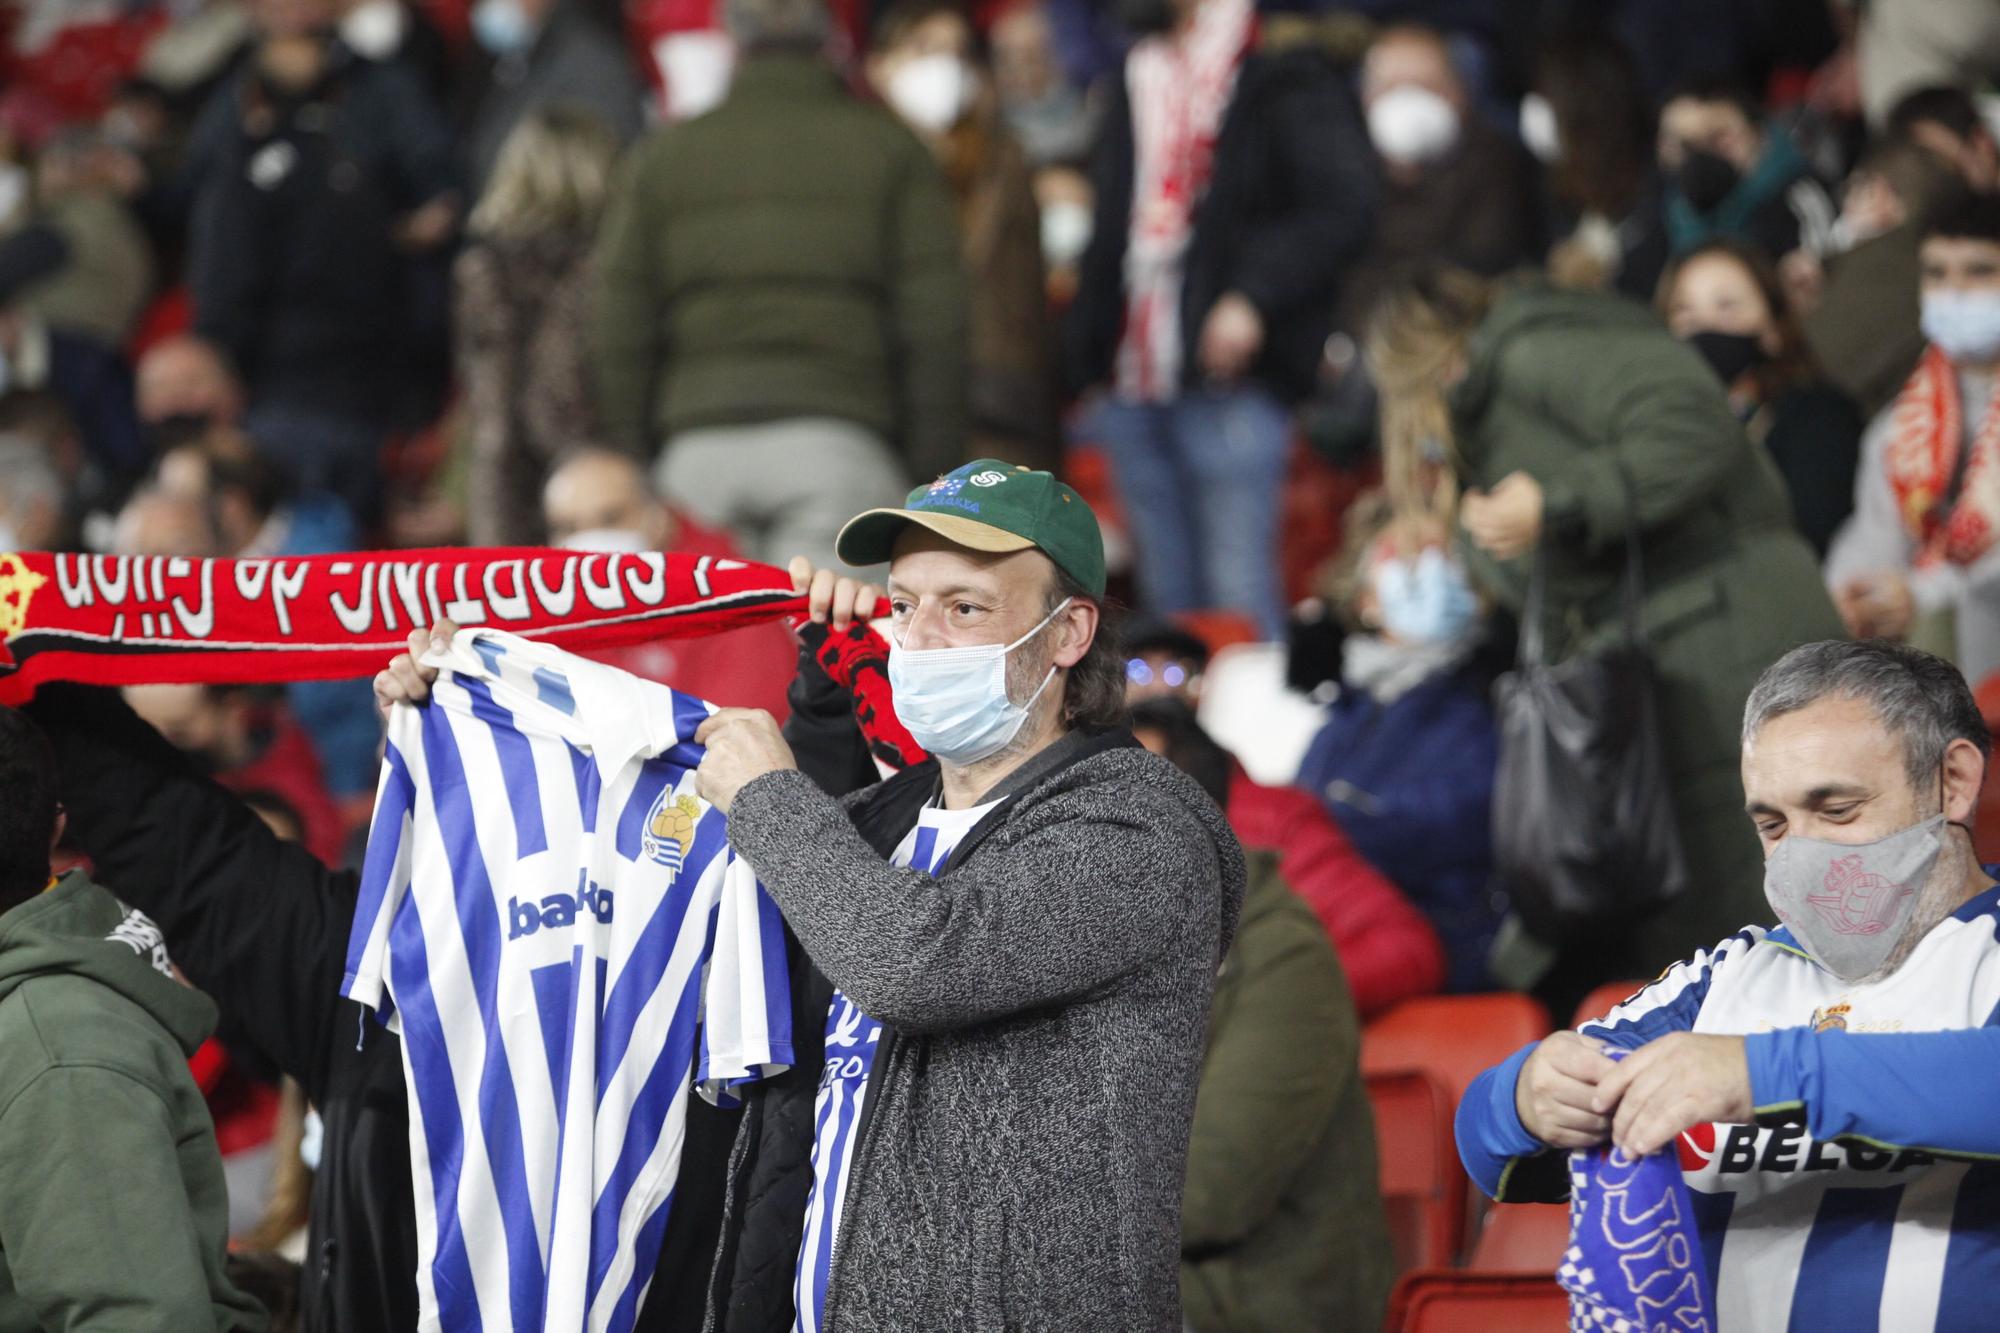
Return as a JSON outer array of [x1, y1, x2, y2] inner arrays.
[[1387, 1271, 1571, 1332], [1465, 1202, 1571, 1273], [1365, 1069, 1466, 1274], [1361, 994, 1554, 1106], [1569, 980, 1649, 1031]]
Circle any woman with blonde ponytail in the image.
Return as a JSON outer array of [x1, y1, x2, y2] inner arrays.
[[1364, 263, 1844, 980], [1366, 265, 1493, 523]]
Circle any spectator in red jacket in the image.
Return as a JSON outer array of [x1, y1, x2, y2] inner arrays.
[[543, 445, 796, 718], [1130, 697, 1443, 1016]]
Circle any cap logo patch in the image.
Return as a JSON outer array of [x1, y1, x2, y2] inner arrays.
[[969, 470, 1008, 487], [925, 477, 965, 497]]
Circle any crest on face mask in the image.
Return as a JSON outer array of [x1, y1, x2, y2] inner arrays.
[[1806, 855, 1906, 936]]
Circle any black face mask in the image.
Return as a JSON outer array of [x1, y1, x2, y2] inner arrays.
[[1686, 329, 1768, 386], [1675, 148, 1741, 213], [1112, 0, 1175, 37], [146, 413, 215, 455]]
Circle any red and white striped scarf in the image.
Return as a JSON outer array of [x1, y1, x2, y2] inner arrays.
[[1114, 0, 1253, 402], [1884, 345, 2000, 567]]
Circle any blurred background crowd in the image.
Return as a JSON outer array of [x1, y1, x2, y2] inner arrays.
[[5, 0, 2000, 1323]]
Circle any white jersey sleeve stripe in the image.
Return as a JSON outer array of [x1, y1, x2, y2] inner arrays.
[[344, 741, 417, 1013], [1579, 929, 1765, 1050], [417, 696, 551, 1326]]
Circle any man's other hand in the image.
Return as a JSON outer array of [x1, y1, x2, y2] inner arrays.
[[789, 556, 883, 631], [1594, 1032, 1752, 1158], [695, 708, 798, 814], [373, 621, 458, 718], [1515, 1030, 1618, 1149]]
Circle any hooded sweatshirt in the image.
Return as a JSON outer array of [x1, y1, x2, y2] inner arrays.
[[0, 870, 267, 1332]]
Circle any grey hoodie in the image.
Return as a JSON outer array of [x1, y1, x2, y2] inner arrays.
[[718, 740, 1244, 1332], [0, 871, 266, 1332]]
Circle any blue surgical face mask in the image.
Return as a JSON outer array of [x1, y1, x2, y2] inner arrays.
[[1372, 547, 1476, 646], [889, 598, 1070, 765], [1922, 288, 2000, 364], [471, 0, 533, 56]]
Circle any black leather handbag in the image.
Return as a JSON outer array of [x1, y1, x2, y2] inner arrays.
[[1491, 517, 1688, 943]]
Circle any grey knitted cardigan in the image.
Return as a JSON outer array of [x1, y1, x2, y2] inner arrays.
[[717, 743, 1245, 1332]]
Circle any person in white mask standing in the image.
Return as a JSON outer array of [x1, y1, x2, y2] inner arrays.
[[685, 459, 1243, 1332], [1460, 638, 2000, 1332], [865, 0, 1057, 468], [1828, 193, 2000, 681], [1337, 24, 1541, 336]]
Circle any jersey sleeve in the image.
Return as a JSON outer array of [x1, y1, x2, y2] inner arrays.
[[696, 851, 795, 1104], [1745, 1021, 2000, 1160], [342, 722, 419, 1031], [1458, 929, 1767, 1202]]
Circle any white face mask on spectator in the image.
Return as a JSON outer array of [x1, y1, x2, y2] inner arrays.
[[888, 54, 971, 134], [656, 29, 735, 121], [1040, 200, 1092, 267], [1519, 92, 1559, 163], [557, 528, 651, 555], [340, 0, 408, 59], [1367, 85, 1460, 166], [1922, 289, 2000, 364]]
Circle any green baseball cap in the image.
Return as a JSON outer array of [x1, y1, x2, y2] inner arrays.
[[835, 460, 1107, 597]]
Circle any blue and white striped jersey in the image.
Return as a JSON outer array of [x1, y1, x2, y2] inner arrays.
[[791, 798, 998, 1333], [1462, 885, 2000, 1333], [344, 629, 793, 1333]]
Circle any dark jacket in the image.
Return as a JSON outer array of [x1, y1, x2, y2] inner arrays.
[[1339, 115, 1543, 334], [1804, 221, 1925, 419], [460, 7, 647, 194], [185, 46, 459, 420], [1064, 40, 1375, 406], [1179, 850, 1393, 1333], [1749, 380, 1863, 558], [27, 686, 733, 1333], [710, 725, 1244, 1331], [1295, 665, 1503, 994], [0, 871, 267, 1332], [952, 116, 1058, 467], [1448, 283, 1846, 964], [590, 54, 968, 477]]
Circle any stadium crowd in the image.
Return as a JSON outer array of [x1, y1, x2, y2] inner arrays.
[[2, 0, 2000, 1327]]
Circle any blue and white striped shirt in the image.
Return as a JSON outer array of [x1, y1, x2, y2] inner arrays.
[[344, 629, 792, 1333], [1459, 886, 2000, 1332], [790, 799, 998, 1333]]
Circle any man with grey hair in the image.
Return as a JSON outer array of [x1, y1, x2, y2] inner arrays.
[[1457, 638, 2000, 1328], [589, 0, 967, 572]]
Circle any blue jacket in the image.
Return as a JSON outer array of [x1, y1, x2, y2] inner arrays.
[[1296, 667, 1502, 992]]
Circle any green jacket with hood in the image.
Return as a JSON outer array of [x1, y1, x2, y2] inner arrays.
[[0, 870, 266, 1332], [1449, 282, 1846, 965]]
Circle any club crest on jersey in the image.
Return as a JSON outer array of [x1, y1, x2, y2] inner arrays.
[[643, 789, 702, 873], [1807, 855, 1906, 936], [1812, 1001, 1852, 1033]]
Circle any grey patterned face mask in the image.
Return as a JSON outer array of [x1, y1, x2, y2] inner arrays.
[[1761, 815, 1946, 981]]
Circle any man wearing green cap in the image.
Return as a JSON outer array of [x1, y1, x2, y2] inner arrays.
[[689, 460, 1246, 1332]]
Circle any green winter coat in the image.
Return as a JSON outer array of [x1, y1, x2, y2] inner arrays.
[[589, 52, 969, 478], [1180, 851, 1394, 1333], [1449, 283, 1846, 966], [0, 871, 266, 1332]]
